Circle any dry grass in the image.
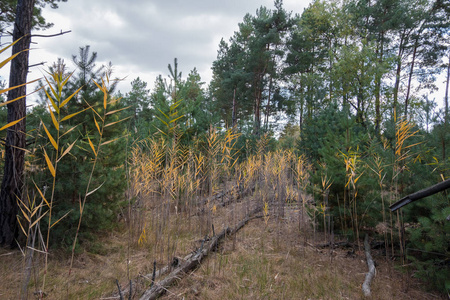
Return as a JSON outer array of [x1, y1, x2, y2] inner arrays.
[[0, 200, 445, 300], [1, 139, 444, 300], [159, 208, 443, 300]]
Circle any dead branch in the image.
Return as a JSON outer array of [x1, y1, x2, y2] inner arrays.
[[362, 234, 376, 297], [31, 30, 71, 38], [138, 207, 263, 300], [390, 178, 450, 211]]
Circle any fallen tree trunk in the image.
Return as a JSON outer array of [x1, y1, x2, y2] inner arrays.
[[362, 234, 376, 297], [139, 207, 263, 300]]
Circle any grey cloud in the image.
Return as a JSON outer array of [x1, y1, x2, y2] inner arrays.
[[28, 0, 310, 92]]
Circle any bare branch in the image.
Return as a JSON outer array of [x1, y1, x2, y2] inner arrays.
[[31, 30, 71, 38]]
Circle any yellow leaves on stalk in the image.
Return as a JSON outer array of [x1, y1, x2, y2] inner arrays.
[[263, 202, 269, 225], [138, 226, 147, 246], [43, 148, 56, 177], [42, 122, 58, 151], [0, 116, 25, 131]]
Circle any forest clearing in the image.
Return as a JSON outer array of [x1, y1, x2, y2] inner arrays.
[[0, 0, 449, 299], [0, 159, 445, 299]]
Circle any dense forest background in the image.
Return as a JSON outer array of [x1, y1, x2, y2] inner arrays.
[[1, 0, 449, 296]]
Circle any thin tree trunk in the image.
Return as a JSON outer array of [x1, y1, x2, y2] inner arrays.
[[264, 76, 273, 131], [232, 88, 237, 128], [444, 51, 449, 126], [404, 39, 418, 118], [393, 32, 406, 111], [0, 0, 35, 248], [374, 32, 385, 133]]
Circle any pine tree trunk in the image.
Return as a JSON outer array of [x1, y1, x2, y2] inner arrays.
[[445, 52, 449, 126], [0, 0, 35, 248], [404, 39, 418, 118]]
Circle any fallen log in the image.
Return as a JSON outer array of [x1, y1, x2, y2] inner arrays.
[[139, 207, 262, 300], [362, 234, 376, 297]]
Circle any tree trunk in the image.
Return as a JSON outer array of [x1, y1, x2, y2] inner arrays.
[[374, 32, 385, 133], [0, 0, 35, 248], [404, 39, 418, 118], [393, 31, 406, 112], [232, 88, 237, 128], [264, 76, 273, 131], [444, 51, 449, 126]]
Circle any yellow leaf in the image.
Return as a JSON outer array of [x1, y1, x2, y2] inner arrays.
[[0, 117, 25, 131], [104, 116, 131, 128], [34, 182, 50, 207], [0, 50, 25, 69], [48, 103, 59, 130], [17, 218, 28, 237], [0, 36, 23, 56], [87, 135, 97, 156], [61, 71, 74, 87], [43, 148, 56, 177], [101, 136, 122, 146], [105, 106, 130, 116], [0, 78, 40, 99], [19, 205, 30, 223], [60, 125, 78, 138], [57, 139, 77, 163], [59, 86, 82, 108], [43, 86, 59, 113], [42, 122, 58, 151], [60, 107, 89, 122], [0, 94, 25, 107], [30, 210, 49, 228], [50, 210, 72, 228], [44, 76, 60, 104], [94, 116, 101, 134]]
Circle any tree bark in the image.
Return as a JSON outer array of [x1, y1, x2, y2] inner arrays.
[[0, 0, 35, 248]]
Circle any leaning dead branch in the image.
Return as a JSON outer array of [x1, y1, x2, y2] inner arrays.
[[139, 207, 262, 300], [362, 234, 376, 297]]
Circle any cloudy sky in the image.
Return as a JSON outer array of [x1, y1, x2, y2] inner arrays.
[[1, 0, 312, 97]]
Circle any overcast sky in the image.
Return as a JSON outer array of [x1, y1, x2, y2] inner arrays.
[[1, 0, 312, 97]]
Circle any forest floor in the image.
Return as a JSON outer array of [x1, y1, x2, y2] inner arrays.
[[0, 193, 446, 300]]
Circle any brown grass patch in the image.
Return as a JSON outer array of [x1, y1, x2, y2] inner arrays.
[[0, 202, 444, 299]]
